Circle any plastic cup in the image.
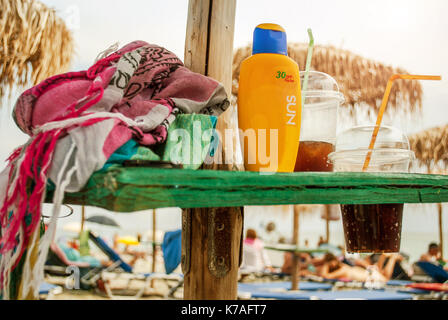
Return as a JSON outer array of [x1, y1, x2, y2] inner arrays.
[[295, 71, 344, 172], [328, 125, 415, 253]]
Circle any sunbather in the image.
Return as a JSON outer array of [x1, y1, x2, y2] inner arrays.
[[319, 253, 402, 282], [281, 252, 314, 276], [369, 253, 412, 280], [48, 241, 111, 268], [419, 243, 448, 269]]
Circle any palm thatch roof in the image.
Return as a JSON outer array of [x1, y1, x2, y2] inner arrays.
[[0, 0, 74, 100], [409, 124, 448, 172], [232, 43, 423, 116]]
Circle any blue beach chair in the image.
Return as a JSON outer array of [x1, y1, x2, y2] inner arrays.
[[161, 229, 181, 274], [416, 261, 448, 283], [88, 231, 183, 298], [238, 281, 333, 292], [242, 289, 413, 300], [306, 290, 413, 300]]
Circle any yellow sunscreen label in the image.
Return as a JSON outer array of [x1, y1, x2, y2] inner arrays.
[[238, 53, 302, 173]]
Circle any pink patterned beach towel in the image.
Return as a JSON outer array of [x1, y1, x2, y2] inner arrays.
[[0, 41, 229, 299]]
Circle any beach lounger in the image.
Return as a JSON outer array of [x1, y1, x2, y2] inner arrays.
[[38, 282, 62, 300], [303, 275, 418, 291], [415, 261, 448, 283], [88, 231, 183, 299], [307, 290, 414, 300], [241, 289, 413, 300], [386, 279, 415, 286], [396, 283, 448, 300], [406, 283, 448, 292], [238, 281, 333, 292], [44, 242, 116, 290]]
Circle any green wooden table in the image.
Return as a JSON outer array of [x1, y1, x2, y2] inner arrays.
[[49, 167, 448, 210], [264, 244, 328, 254]]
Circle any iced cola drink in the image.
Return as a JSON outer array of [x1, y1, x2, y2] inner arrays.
[[295, 71, 343, 172], [294, 141, 334, 172], [341, 203, 403, 253], [329, 125, 415, 253]]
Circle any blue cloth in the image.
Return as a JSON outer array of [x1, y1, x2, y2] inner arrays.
[[102, 139, 139, 170], [398, 288, 429, 295], [238, 281, 332, 292], [416, 261, 448, 283], [162, 229, 182, 274], [386, 280, 414, 286], [247, 289, 413, 300], [39, 282, 57, 295]]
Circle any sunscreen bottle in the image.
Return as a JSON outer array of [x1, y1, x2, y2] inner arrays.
[[238, 23, 302, 172]]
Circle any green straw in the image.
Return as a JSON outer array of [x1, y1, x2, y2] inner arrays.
[[301, 28, 314, 109]]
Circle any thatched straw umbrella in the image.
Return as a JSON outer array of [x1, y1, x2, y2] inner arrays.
[[409, 125, 448, 259], [233, 43, 423, 116], [0, 0, 74, 100], [410, 125, 448, 172]]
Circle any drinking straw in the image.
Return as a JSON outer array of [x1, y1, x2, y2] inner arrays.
[[301, 28, 314, 109], [362, 74, 442, 171]]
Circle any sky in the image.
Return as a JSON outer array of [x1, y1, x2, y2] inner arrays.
[[0, 0, 447, 258], [2, 0, 447, 152]]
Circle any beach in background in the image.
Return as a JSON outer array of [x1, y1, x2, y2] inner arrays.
[[51, 202, 447, 270]]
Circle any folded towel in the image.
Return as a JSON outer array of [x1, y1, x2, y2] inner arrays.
[[0, 41, 228, 299]]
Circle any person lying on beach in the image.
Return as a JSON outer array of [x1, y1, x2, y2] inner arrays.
[[281, 252, 315, 276], [419, 243, 448, 270], [48, 241, 112, 268], [368, 253, 411, 280], [318, 253, 402, 282]]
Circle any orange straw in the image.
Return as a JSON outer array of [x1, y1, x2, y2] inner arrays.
[[362, 74, 442, 171]]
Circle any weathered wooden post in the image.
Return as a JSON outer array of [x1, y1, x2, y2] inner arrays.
[[80, 205, 86, 236], [291, 205, 300, 290], [325, 205, 330, 243], [151, 209, 157, 288], [438, 203, 444, 260], [182, 0, 244, 300]]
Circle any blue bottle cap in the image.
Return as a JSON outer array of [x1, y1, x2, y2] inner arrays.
[[252, 23, 287, 55]]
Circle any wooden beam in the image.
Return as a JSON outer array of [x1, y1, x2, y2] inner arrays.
[[183, 0, 241, 300], [438, 203, 444, 260], [59, 170, 448, 211], [151, 209, 157, 288], [325, 205, 330, 243], [184, 0, 210, 75], [80, 205, 85, 236], [291, 205, 300, 290]]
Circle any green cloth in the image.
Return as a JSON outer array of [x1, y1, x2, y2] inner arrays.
[[160, 113, 216, 169], [103, 113, 217, 170]]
